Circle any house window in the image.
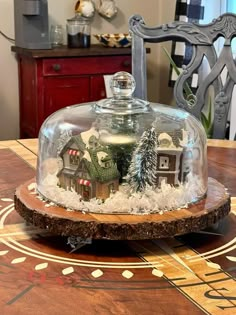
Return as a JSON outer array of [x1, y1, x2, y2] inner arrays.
[[68, 149, 80, 165], [105, 161, 111, 168], [159, 156, 169, 169], [69, 154, 80, 165], [108, 183, 115, 193], [88, 136, 99, 149]]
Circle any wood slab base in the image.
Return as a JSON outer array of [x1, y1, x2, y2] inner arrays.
[[14, 177, 231, 240]]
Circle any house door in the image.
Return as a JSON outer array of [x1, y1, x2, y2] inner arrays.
[[81, 185, 91, 201]]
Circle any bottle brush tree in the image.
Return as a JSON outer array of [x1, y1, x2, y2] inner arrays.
[[127, 127, 157, 192]]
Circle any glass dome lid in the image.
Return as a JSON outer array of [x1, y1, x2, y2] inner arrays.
[[36, 71, 207, 214]]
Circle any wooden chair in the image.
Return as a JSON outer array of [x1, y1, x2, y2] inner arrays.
[[129, 13, 236, 139]]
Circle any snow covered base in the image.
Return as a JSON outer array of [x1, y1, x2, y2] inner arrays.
[[37, 173, 206, 215]]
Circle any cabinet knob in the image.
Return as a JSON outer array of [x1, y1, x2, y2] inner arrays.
[[100, 91, 106, 98], [122, 60, 131, 67], [52, 64, 61, 72]]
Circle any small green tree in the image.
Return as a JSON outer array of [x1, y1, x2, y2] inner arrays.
[[127, 127, 157, 192]]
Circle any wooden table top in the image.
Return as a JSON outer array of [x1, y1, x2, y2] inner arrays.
[[0, 138, 236, 315]]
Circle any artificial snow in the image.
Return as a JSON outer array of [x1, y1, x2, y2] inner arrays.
[[38, 172, 206, 215], [80, 127, 100, 148]]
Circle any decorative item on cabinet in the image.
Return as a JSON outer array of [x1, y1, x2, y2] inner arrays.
[[50, 25, 64, 47], [98, 0, 118, 19], [75, 0, 95, 18], [67, 0, 95, 48], [94, 33, 131, 48], [67, 15, 92, 48]]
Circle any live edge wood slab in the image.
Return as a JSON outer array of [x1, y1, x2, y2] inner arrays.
[[14, 177, 231, 240]]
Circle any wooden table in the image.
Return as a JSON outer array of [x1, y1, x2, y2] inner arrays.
[[0, 139, 236, 315]]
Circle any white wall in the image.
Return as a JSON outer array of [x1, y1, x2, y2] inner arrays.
[[0, 0, 18, 140], [0, 0, 175, 140]]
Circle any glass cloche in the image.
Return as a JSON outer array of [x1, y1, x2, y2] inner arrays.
[[36, 72, 207, 214]]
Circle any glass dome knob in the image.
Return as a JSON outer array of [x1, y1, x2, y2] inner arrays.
[[110, 71, 136, 99]]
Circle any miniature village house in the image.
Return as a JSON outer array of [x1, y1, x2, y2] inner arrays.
[[156, 132, 183, 186], [57, 132, 120, 201], [127, 127, 195, 192], [155, 130, 204, 187]]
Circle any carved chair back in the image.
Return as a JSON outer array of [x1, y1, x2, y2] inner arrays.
[[129, 13, 236, 139]]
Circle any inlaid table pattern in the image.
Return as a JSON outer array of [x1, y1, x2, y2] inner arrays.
[[0, 139, 236, 315]]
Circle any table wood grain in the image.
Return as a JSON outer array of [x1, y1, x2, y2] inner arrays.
[[0, 139, 236, 315]]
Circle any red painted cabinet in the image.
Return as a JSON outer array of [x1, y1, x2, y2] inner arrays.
[[12, 46, 131, 138]]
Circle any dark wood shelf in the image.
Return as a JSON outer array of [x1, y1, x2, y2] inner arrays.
[[11, 45, 132, 58], [11, 45, 151, 59]]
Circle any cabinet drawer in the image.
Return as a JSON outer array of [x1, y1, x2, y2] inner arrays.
[[43, 56, 131, 76]]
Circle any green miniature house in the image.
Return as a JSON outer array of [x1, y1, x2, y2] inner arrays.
[[57, 132, 120, 201]]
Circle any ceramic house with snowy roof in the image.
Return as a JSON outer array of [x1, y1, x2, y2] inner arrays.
[[156, 132, 183, 186], [57, 130, 120, 201]]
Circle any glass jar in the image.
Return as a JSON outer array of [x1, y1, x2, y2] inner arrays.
[[67, 15, 91, 48], [36, 72, 207, 214], [50, 25, 64, 47]]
